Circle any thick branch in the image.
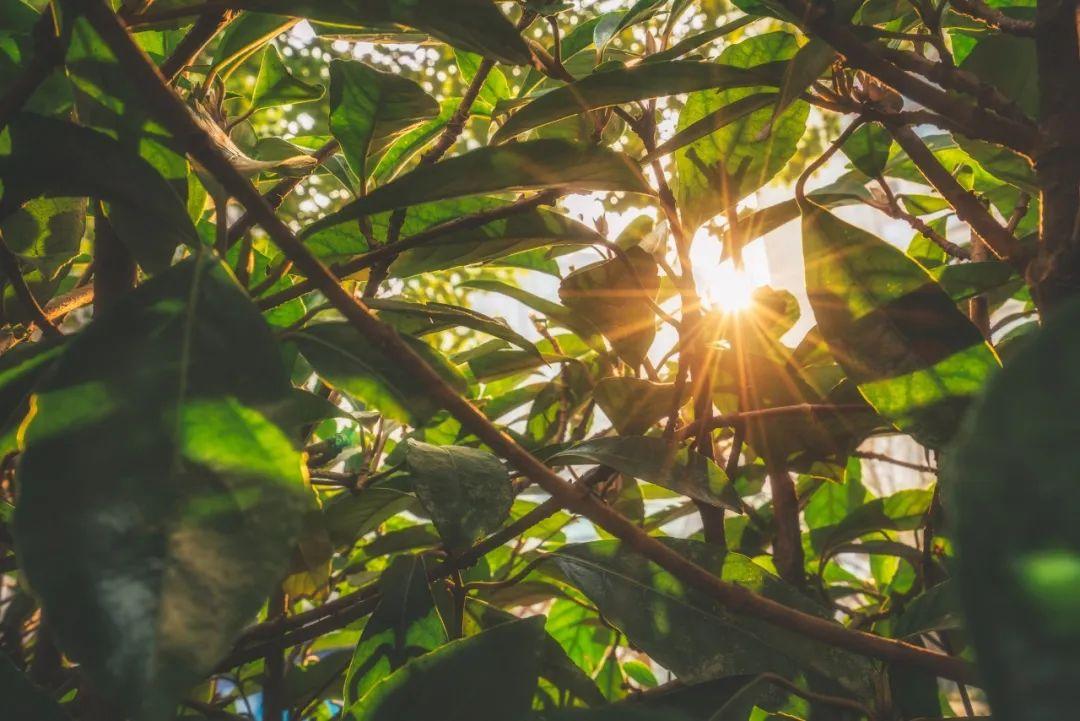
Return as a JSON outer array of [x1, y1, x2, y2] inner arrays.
[[889, 124, 1022, 262], [83, 0, 976, 683]]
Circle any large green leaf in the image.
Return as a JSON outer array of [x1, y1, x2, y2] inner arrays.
[[290, 322, 467, 425], [329, 60, 437, 181], [232, 0, 532, 65], [548, 436, 739, 511], [944, 296, 1080, 720], [547, 539, 876, 697], [0, 336, 66, 455], [801, 202, 999, 447], [323, 487, 418, 547], [593, 377, 677, 434], [369, 298, 540, 357], [301, 140, 651, 236], [1, 197, 86, 281], [392, 203, 602, 275], [0, 114, 196, 273], [404, 440, 513, 551], [675, 32, 809, 230], [13, 256, 311, 721], [248, 44, 324, 115], [492, 60, 785, 143], [344, 554, 448, 706], [346, 616, 546, 720], [809, 488, 934, 556], [559, 247, 659, 367]]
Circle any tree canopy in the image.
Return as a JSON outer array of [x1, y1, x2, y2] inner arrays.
[[0, 1, 1075, 720]]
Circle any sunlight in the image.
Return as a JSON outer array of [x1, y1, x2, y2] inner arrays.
[[700, 257, 769, 313]]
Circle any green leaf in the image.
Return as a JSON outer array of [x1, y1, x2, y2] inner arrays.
[[892, 581, 962, 639], [290, 322, 467, 424], [763, 37, 834, 138], [643, 92, 778, 163], [0, 652, 71, 721], [329, 60, 437, 181], [929, 260, 1017, 302], [369, 298, 539, 357], [548, 436, 739, 511], [323, 487, 418, 547], [944, 296, 1080, 719], [675, 33, 809, 230], [493, 61, 785, 143], [809, 488, 934, 555], [1, 197, 86, 281], [801, 202, 999, 447], [559, 247, 659, 367], [0, 114, 196, 273], [547, 539, 876, 696], [959, 33, 1038, 116], [302, 140, 651, 236], [210, 12, 293, 79], [385, 199, 604, 277], [842, 122, 893, 179], [346, 616, 546, 720], [0, 336, 66, 456], [404, 440, 513, 551], [455, 50, 510, 116], [646, 16, 757, 63], [344, 554, 448, 706], [13, 256, 310, 721], [248, 44, 324, 115], [260, 0, 531, 64], [593, 377, 677, 434], [371, 98, 460, 184]]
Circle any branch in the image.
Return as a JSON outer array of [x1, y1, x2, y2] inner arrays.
[[888, 124, 1022, 262], [82, 0, 976, 683], [775, 0, 1039, 154], [876, 46, 1032, 126], [158, 10, 236, 83], [950, 0, 1035, 36], [226, 139, 341, 249], [675, 404, 872, 441], [872, 178, 971, 260]]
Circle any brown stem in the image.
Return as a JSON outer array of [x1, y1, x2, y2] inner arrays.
[[950, 0, 1037, 35], [93, 202, 138, 313], [767, 461, 805, 588], [889, 124, 1022, 262], [0, 232, 62, 338], [873, 177, 972, 260], [83, 0, 975, 683], [1030, 0, 1080, 312], [159, 10, 236, 83], [261, 588, 287, 721]]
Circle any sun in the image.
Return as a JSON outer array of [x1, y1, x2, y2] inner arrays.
[[700, 259, 768, 313]]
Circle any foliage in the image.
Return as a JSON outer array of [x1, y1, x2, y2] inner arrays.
[[0, 1, 1068, 720]]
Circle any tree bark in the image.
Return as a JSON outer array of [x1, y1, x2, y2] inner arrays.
[[1032, 0, 1080, 311]]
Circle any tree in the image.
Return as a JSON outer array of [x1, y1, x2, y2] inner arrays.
[[0, 0, 1073, 719]]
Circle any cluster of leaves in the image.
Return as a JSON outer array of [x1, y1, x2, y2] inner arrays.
[[0, 1, 1074, 721]]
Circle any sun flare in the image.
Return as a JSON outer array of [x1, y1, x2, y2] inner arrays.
[[701, 260, 768, 313]]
